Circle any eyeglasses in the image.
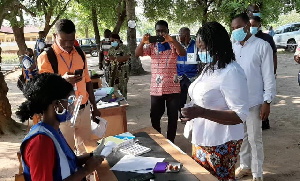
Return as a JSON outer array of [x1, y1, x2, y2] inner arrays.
[[60, 95, 76, 106]]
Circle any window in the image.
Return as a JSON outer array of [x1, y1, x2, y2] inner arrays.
[[275, 28, 283, 34], [81, 39, 91, 45], [283, 26, 292, 33], [292, 24, 300, 31]]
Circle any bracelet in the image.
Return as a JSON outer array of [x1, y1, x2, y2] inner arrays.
[[90, 152, 93, 157]]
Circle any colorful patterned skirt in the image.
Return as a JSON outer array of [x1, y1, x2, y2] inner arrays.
[[192, 140, 243, 181]]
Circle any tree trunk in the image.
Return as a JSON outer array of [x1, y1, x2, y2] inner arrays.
[[126, 0, 144, 75], [91, 7, 101, 67], [12, 25, 27, 58], [0, 46, 19, 134], [113, 0, 127, 34], [85, 27, 89, 38]]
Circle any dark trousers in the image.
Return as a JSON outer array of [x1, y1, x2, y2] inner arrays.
[[178, 75, 192, 119], [150, 93, 180, 142]]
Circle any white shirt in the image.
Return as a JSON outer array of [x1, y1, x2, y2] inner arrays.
[[189, 62, 249, 146], [233, 35, 276, 107]]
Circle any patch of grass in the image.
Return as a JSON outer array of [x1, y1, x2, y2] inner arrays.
[[1, 53, 20, 64]]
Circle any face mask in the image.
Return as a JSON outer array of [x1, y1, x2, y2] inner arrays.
[[250, 27, 259, 35], [55, 102, 73, 123], [232, 27, 247, 42], [111, 41, 118, 47], [198, 51, 213, 63], [253, 12, 261, 17]]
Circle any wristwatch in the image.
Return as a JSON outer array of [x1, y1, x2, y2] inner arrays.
[[265, 100, 272, 104]]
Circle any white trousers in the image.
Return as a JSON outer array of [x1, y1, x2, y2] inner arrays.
[[239, 104, 264, 178], [60, 103, 92, 155]]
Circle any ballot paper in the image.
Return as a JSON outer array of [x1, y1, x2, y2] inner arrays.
[[110, 155, 164, 173]]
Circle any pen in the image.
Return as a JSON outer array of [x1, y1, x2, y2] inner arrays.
[[133, 168, 153, 172]]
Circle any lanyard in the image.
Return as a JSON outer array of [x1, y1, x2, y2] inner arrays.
[[155, 43, 171, 72], [59, 54, 73, 71]]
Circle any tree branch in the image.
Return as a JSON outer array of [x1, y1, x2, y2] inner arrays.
[[49, 0, 72, 27], [16, 2, 36, 17]]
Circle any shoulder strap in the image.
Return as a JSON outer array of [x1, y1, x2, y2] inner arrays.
[[74, 46, 85, 69], [45, 47, 59, 74]]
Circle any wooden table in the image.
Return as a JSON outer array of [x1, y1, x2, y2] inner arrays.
[[85, 127, 217, 181]]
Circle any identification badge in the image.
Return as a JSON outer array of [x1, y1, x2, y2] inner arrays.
[[174, 74, 179, 83], [156, 75, 163, 85], [187, 53, 196, 63]]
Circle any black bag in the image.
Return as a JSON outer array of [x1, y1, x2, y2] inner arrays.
[[45, 46, 85, 74]]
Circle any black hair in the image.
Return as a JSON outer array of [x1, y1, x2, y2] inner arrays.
[[16, 73, 73, 122], [38, 31, 44, 34], [179, 27, 190, 33], [26, 48, 33, 53], [155, 20, 168, 29], [110, 33, 121, 40], [196, 21, 235, 70], [250, 16, 262, 23], [104, 29, 111, 34], [232, 13, 250, 24], [55, 19, 76, 34]]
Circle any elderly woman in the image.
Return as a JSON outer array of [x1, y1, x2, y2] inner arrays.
[[17, 73, 103, 181], [181, 22, 249, 181]]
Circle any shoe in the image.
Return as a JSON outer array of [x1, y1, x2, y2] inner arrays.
[[253, 177, 263, 181], [235, 167, 251, 179], [262, 119, 270, 130]]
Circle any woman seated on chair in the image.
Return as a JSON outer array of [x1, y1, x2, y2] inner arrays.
[[17, 73, 103, 181]]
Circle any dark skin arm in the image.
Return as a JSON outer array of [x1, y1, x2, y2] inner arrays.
[[273, 52, 277, 74], [63, 156, 103, 181], [135, 34, 149, 57], [181, 105, 243, 125], [164, 34, 186, 56], [86, 81, 101, 123], [108, 55, 131, 63]]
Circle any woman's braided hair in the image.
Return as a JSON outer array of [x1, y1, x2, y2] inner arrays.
[[16, 73, 73, 122], [196, 21, 235, 70]]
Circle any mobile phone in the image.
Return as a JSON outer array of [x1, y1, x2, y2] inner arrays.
[[74, 69, 83, 76], [128, 173, 155, 181], [149, 36, 165, 43]]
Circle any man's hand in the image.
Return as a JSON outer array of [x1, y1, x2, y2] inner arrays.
[[62, 72, 82, 85], [181, 105, 204, 122], [163, 34, 174, 43], [142, 33, 150, 44], [260, 102, 270, 121], [92, 109, 101, 123]]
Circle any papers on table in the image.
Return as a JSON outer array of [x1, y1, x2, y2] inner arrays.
[[110, 155, 164, 173]]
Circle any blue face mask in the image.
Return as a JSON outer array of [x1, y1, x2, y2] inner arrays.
[[232, 27, 247, 42], [55, 102, 73, 123], [111, 41, 118, 47], [198, 51, 213, 63], [250, 27, 259, 35], [253, 12, 261, 17], [157, 42, 171, 52]]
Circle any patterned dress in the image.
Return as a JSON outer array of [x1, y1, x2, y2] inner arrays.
[[108, 44, 130, 99]]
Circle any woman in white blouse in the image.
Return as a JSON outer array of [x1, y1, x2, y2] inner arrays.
[[181, 22, 249, 181]]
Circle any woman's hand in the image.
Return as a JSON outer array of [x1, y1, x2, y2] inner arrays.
[[83, 156, 104, 174], [181, 105, 205, 122]]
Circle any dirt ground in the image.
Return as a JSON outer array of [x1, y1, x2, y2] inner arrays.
[[0, 53, 300, 181]]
